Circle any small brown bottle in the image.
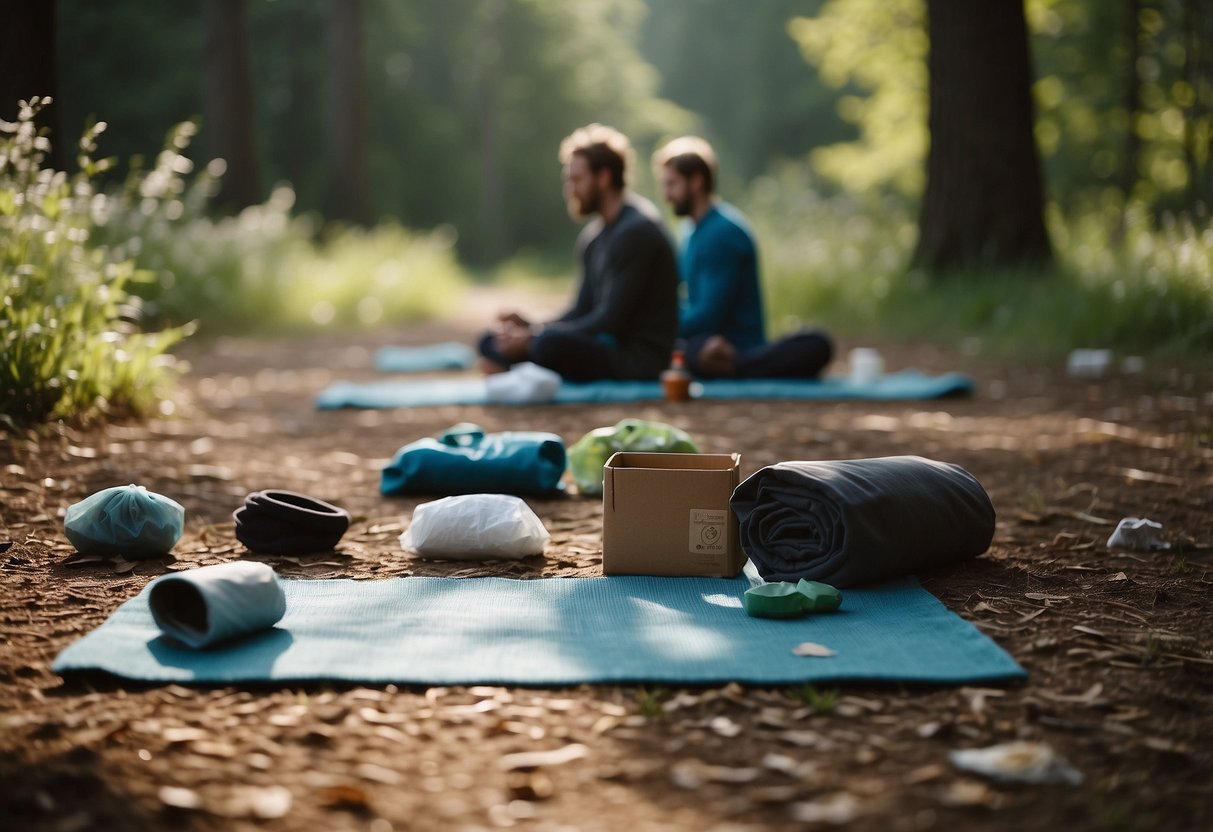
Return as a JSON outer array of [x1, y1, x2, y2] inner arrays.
[[661, 349, 692, 402]]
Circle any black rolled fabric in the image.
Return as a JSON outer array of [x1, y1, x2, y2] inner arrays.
[[730, 456, 995, 587], [234, 490, 351, 555]]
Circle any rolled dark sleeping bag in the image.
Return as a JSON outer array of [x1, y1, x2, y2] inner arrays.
[[730, 456, 995, 587]]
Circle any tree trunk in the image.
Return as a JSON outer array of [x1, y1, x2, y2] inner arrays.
[[201, 0, 262, 211], [1116, 0, 1142, 240], [913, 0, 1052, 272], [324, 0, 374, 226], [475, 0, 506, 263], [1, 1, 62, 169]]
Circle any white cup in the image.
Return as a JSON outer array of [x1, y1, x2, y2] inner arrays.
[[849, 348, 884, 385]]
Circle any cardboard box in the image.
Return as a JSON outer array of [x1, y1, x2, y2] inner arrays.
[[602, 452, 743, 577]]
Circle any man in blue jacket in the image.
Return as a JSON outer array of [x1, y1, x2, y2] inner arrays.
[[653, 136, 832, 378], [478, 124, 678, 381]]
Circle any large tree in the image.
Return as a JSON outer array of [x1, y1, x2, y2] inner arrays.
[[912, 0, 1052, 271], [324, 0, 374, 226], [201, 0, 262, 211]]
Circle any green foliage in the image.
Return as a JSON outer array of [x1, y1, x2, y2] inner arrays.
[[89, 122, 469, 335], [789, 0, 927, 196], [748, 162, 1213, 359], [787, 683, 839, 714], [635, 686, 669, 717], [639, 0, 854, 190], [0, 98, 191, 426]]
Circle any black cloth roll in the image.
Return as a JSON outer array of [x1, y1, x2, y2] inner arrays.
[[730, 456, 995, 587], [234, 490, 350, 555]]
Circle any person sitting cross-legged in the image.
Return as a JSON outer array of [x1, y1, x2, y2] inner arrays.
[[478, 124, 679, 383], [652, 135, 833, 379]]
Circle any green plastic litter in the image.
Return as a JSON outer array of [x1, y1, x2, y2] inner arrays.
[[568, 418, 699, 497], [743, 580, 843, 619], [796, 579, 843, 612]]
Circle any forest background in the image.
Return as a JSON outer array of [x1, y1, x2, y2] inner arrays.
[[2, 0, 1212, 423]]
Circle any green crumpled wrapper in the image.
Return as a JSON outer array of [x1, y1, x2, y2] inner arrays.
[[568, 418, 699, 496]]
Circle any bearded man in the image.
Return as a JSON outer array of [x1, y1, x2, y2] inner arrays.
[[653, 135, 833, 379], [478, 124, 678, 382]]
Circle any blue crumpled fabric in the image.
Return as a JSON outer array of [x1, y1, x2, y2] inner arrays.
[[148, 561, 286, 649], [64, 484, 185, 559], [381, 423, 567, 497]]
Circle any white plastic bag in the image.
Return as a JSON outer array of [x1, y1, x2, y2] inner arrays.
[[400, 493, 550, 560], [485, 362, 562, 404]]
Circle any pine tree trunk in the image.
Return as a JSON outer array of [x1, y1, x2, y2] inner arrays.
[[912, 0, 1052, 272], [201, 0, 262, 212], [325, 0, 374, 226]]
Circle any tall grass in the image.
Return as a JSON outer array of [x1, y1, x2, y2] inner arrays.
[[97, 126, 470, 335], [1, 99, 190, 426], [747, 162, 1213, 360]]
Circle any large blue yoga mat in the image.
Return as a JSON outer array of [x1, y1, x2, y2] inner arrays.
[[374, 343, 476, 373], [52, 574, 1023, 686], [315, 370, 974, 409]]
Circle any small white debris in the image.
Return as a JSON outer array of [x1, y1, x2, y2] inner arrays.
[[949, 740, 1083, 785]]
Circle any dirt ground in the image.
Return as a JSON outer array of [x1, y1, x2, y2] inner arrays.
[[2, 294, 1211, 832]]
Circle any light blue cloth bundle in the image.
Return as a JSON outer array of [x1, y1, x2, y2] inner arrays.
[[148, 561, 287, 649], [373, 342, 476, 372], [64, 484, 185, 559]]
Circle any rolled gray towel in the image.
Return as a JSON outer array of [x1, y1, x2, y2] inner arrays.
[[731, 456, 995, 587], [148, 562, 286, 648]]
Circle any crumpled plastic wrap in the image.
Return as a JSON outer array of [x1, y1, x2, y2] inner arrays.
[[401, 494, 550, 560], [64, 484, 185, 559], [568, 418, 699, 497], [485, 362, 562, 404], [1106, 517, 1170, 551]]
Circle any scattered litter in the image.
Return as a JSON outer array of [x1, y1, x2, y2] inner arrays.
[[1106, 517, 1170, 551], [1066, 348, 1112, 378], [485, 362, 561, 405], [849, 347, 885, 385], [402, 494, 549, 560], [158, 786, 203, 810], [948, 740, 1083, 785], [792, 641, 837, 658]]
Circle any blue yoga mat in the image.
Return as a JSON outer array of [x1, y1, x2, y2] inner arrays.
[[374, 343, 476, 373], [52, 574, 1023, 686], [315, 370, 974, 409]]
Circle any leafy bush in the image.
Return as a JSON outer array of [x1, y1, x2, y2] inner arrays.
[[92, 124, 469, 335], [1, 98, 190, 426]]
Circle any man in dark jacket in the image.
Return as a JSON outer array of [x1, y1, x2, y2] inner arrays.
[[478, 124, 678, 381]]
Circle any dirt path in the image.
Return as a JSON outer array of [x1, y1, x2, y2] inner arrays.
[[2, 294, 1211, 831]]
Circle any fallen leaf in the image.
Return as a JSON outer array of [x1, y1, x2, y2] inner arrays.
[[158, 786, 202, 810], [707, 716, 742, 737], [793, 641, 837, 658], [790, 792, 861, 824], [499, 743, 589, 771], [318, 785, 371, 810]]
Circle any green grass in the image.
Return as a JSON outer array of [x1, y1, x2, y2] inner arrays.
[[786, 683, 840, 714], [1, 99, 191, 426]]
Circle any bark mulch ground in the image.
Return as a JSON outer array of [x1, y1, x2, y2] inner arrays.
[[2, 310, 1210, 832]]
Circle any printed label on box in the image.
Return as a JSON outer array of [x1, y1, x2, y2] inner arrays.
[[689, 509, 727, 555]]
